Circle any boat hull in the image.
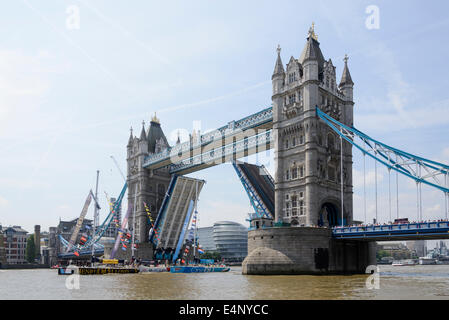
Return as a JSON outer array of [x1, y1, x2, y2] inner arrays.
[[170, 266, 230, 273]]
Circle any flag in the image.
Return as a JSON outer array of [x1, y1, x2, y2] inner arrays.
[[198, 248, 204, 254]]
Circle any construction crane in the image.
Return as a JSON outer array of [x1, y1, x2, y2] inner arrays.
[[110, 155, 126, 182], [66, 190, 94, 253]]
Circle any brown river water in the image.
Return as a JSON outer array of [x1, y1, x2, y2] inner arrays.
[[1, 265, 449, 300]]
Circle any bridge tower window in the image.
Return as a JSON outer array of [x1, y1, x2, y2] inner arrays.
[[291, 195, 298, 217], [285, 202, 291, 217], [291, 167, 298, 179]]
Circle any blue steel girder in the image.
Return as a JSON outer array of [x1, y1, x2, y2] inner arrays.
[[316, 107, 449, 194], [143, 106, 273, 169], [232, 162, 272, 220]]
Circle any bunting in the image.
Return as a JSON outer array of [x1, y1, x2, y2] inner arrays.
[[144, 201, 161, 243]]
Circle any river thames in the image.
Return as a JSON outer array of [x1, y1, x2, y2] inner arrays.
[[1, 265, 449, 300]]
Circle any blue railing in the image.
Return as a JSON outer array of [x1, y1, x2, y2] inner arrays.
[[332, 221, 449, 240], [333, 221, 449, 233]]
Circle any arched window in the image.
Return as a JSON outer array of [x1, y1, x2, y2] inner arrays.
[[299, 165, 305, 178]]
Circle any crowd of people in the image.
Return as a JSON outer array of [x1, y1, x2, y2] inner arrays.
[[334, 218, 449, 229]]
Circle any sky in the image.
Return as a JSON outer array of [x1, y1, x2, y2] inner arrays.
[[1, 0, 449, 251]]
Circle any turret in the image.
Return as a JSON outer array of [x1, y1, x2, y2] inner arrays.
[[127, 127, 133, 147], [339, 54, 354, 102], [139, 120, 148, 154], [139, 121, 147, 141], [301, 31, 319, 83], [272, 45, 285, 95]]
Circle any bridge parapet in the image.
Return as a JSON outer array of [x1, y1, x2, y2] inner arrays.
[[333, 221, 449, 241]]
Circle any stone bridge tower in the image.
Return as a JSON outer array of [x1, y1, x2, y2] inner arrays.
[[127, 114, 171, 245], [272, 25, 354, 228]]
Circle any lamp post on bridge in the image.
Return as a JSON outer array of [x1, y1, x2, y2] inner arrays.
[[340, 130, 344, 227]]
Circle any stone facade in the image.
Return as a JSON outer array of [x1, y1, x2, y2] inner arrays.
[[243, 227, 376, 274], [0, 232, 6, 267], [127, 115, 171, 244], [243, 25, 372, 275], [272, 25, 354, 227]]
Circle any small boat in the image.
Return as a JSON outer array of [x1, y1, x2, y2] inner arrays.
[[58, 267, 76, 275], [139, 265, 169, 273], [392, 259, 416, 266], [170, 265, 230, 273]]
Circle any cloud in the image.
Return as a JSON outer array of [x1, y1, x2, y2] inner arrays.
[[353, 168, 384, 189], [0, 178, 50, 190], [198, 199, 252, 228], [357, 98, 449, 132], [0, 49, 63, 139], [0, 196, 8, 207]]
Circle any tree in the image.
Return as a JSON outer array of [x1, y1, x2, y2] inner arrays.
[[200, 251, 222, 261], [26, 234, 36, 263], [376, 249, 391, 261]]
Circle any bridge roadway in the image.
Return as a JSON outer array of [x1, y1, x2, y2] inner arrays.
[[332, 221, 449, 241]]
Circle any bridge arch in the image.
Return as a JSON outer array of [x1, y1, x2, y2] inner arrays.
[[318, 200, 342, 227]]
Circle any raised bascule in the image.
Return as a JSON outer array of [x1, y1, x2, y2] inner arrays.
[[114, 25, 449, 274]]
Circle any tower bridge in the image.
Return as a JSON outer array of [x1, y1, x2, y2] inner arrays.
[[123, 25, 449, 274]]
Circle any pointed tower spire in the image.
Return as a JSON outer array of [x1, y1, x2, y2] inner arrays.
[[272, 44, 285, 77], [128, 126, 133, 146], [140, 120, 147, 140], [339, 54, 354, 87], [176, 131, 181, 145], [302, 31, 317, 62]]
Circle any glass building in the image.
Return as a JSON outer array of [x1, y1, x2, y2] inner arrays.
[[213, 221, 248, 262], [197, 226, 217, 252], [197, 221, 248, 262]]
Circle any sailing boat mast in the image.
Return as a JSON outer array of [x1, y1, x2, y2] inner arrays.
[[131, 184, 137, 260], [91, 170, 100, 265], [193, 181, 198, 258]]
